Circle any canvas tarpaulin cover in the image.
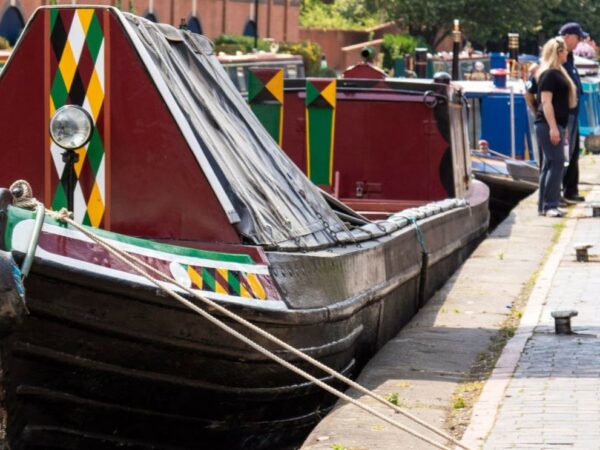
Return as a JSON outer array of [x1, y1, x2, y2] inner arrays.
[[123, 13, 348, 250]]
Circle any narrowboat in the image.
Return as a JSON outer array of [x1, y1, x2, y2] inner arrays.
[[218, 51, 304, 99], [454, 80, 539, 217], [251, 62, 490, 226], [0, 7, 488, 449]]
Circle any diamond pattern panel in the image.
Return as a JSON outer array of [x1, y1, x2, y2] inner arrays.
[[49, 8, 106, 227]]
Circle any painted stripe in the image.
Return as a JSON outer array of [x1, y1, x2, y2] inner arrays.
[[8, 211, 263, 269], [11, 219, 282, 304], [251, 104, 282, 146], [202, 267, 216, 292], [215, 268, 228, 295], [228, 270, 241, 297], [306, 108, 335, 185], [247, 273, 266, 300], [188, 265, 203, 290]]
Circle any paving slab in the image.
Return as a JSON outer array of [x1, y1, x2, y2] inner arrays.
[[463, 178, 600, 450], [302, 155, 600, 450]]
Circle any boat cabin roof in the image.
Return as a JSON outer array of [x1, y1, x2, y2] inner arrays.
[[0, 6, 347, 251]]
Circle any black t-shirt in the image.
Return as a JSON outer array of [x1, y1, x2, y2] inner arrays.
[[535, 69, 570, 127], [526, 75, 537, 95]]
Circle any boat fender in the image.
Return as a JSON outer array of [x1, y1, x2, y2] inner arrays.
[[0, 250, 28, 337]]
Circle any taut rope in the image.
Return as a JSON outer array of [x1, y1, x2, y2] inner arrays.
[[28, 202, 471, 450]]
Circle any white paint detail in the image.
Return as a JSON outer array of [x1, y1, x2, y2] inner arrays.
[[50, 142, 66, 177], [73, 181, 87, 223], [96, 39, 105, 93], [11, 220, 282, 307], [13, 220, 270, 274], [96, 155, 106, 206], [169, 261, 192, 289], [82, 96, 93, 119], [68, 9, 86, 63]]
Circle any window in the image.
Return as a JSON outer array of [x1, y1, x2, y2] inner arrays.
[[187, 16, 202, 35], [242, 19, 256, 37], [145, 12, 158, 23], [0, 6, 24, 46]]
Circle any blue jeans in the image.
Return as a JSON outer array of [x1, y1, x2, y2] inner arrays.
[[563, 113, 580, 197], [536, 122, 565, 212]]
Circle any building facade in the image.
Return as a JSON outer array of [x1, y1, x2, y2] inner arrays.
[[0, 0, 300, 46]]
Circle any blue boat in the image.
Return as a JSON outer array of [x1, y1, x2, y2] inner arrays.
[[456, 80, 539, 220], [457, 80, 538, 162]]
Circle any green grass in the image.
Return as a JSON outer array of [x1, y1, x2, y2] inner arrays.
[[331, 445, 348, 450], [385, 392, 401, 406]]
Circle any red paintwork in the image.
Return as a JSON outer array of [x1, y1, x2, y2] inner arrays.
[[0, 9, 240, 245], [37, 230, 280, 300], [341, 63, 386, 80], [0, 14, 46, 198], [107, 14, 239, 243], [281, 86, 450, 202], [152, 239, 270, 265], [342, 199, 429, 220]]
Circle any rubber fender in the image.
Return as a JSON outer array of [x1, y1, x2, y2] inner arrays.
[[0, 250, 27, 337]]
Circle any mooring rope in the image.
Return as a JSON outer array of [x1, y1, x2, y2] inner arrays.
[[403, 215, 428, 254], [37, 205, 470, 450]]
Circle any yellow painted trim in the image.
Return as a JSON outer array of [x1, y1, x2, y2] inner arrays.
[[77, 8, 95, 35], [321, 80, 337, 108], [305, 107, 311, 178], [188, 266, 203, 289], [329, 108, 336, 184], [265, 69, 284, 104], [216, 268, 228, 294], [278, 101, 284, 147], [247, 273, 266, 300]]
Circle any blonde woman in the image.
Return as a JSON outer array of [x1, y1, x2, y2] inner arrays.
[[535, 36, 578, 217]]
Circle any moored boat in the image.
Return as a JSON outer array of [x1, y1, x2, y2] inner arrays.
[[0, 7, 488, 450], [452, 80, 539, 219], [250, 63, 491, 296]]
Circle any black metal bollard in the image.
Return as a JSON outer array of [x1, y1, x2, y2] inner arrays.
[[551, 310, 578, 335], [574, 243, 593, 262]]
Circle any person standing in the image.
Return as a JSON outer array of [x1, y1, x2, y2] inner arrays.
[[559, 22, 588, 202], [535, 37, 578, 217]]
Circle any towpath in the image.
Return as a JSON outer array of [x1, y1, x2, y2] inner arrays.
[[302, 154, 600, 450]]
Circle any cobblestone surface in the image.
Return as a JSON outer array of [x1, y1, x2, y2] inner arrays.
[[466, 179, 600, 449]]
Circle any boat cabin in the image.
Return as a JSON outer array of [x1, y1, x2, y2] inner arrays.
[[456, 80, 537, 162], [217, 52, 304, 98], [250, 63, 473, 219]]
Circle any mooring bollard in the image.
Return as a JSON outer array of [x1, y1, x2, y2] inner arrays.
[[551, 310, 578, 334], [574, 243, 593, 262]]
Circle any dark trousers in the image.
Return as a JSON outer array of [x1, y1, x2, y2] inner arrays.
[[536, 122, 565, 212], [563, 113, 580, 198]]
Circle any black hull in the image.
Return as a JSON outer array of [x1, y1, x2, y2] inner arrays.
[[2, 271, 359, 450], [0, 185, 489, 449], [474, 172, 537, 227]]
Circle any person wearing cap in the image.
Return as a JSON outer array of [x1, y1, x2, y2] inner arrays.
[[559, 21, 587, 202], [535, 37, 578, 217]]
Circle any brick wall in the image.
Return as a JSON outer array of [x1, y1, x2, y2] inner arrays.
[[2, 0, 299, 41]]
